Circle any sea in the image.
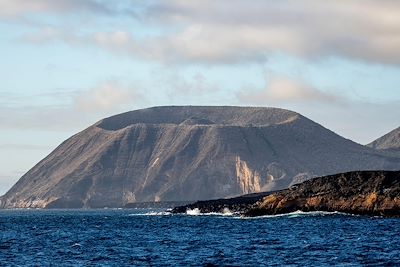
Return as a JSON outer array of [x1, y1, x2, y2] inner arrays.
[[1, 209, 399, 266]]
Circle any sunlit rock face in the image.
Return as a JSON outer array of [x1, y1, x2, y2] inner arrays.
[[245, 171, 400, 217], [1, 106, 399, 208]]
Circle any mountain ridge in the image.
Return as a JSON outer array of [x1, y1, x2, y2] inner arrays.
[[95, 105, 302, 130], [368, 126, 400, 151]]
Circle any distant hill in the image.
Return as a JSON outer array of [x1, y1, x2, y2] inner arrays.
[[1, 106, 400, 208], [368, 126, 400, 152]]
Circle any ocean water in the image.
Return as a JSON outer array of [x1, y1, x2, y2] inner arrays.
[[1, 209, 399, 266]]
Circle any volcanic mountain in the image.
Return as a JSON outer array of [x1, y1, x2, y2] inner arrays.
[[1, 106, 399, 208], [368, 126, 400, 153]]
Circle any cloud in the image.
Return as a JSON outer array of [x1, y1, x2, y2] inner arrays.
[[235, 74, 400, 144], [0, 82, 146, 132], [141, 0, 400, 64], [73, 81, 145, 113], [160, 72, 220, 95], [0, 105, 85, 131], [237, 76, 343, 105], [296, 99, 400, 145], [0, 90, 84, 131], [17, 0, 400, 65], [0, 0, 110, 17]]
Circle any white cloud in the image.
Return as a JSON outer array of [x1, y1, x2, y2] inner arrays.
[[0, 105, 86, 131], [143, 0, 400, 64], [20, 27, 63, 44], [294, 100, 400, 145], [0, 82, 146, 132], [237, 76, 342, 105], [18, 0, 400, 65], [0, 0, 109, 17], [74, 81, 144, 113], [235, 75, 400, 144]]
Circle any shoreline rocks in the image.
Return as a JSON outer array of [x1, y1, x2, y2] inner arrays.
[[173, 171, 400, 217]]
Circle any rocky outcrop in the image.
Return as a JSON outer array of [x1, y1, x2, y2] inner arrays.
[[246, 171, 400, 217], [235, 156, 262, 194], [1, 106, 400, 209], [172, 171, 400, 217], [171, 192, 272, 214]]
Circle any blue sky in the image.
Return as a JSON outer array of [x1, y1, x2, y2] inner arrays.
[[0, 0, 400, 194]]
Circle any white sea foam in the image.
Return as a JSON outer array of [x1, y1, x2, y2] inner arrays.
[[240, 210, 352, 219], [186, 208, 201, 215], [222, 207, 233, 216], [129, 209, 352, 218], [127, 211, 171, 216], [184, 207, 236, 217]]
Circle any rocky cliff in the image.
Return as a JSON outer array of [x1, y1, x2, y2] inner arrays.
[[245, 171, 400, 217], [1, 106, 400, 208], [172, 171, 400, 217]]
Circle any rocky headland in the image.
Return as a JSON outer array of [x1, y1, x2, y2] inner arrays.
[[172, 171, 400, 217]]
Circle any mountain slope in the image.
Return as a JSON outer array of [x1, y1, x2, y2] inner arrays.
[[1, 106, 400, 208], [368, 126, 400, 151]]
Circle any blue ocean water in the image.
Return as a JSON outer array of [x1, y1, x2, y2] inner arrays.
[[0, 209, 399, 266]]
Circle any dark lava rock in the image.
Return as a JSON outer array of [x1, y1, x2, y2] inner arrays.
[[173, 171, 400, 217], [245, 170, 400, 217], [171, 192, 273, 214]]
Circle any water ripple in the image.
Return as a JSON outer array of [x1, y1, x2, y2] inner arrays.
[[0, 209, 399, 266]]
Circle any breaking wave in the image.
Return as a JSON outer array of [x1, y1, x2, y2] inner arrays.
[[241, 210, 353, 219], [126, 209, 354, 218], [127, 211, 172, 216], [186, 208, 201, 215], [185, 207, 235, 216]]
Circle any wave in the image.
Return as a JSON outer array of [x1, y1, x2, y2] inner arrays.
[[185, 207, 235, 217], [127, 211, 172, 216], [126, 209, 355, 218], [183, 209, 350, 218], [125, 207, 236, 217], [241, 210, 354, 219], [186, 208, 201, 215]]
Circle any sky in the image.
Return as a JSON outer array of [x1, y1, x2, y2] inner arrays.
[[0, 0, 400, 194]]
